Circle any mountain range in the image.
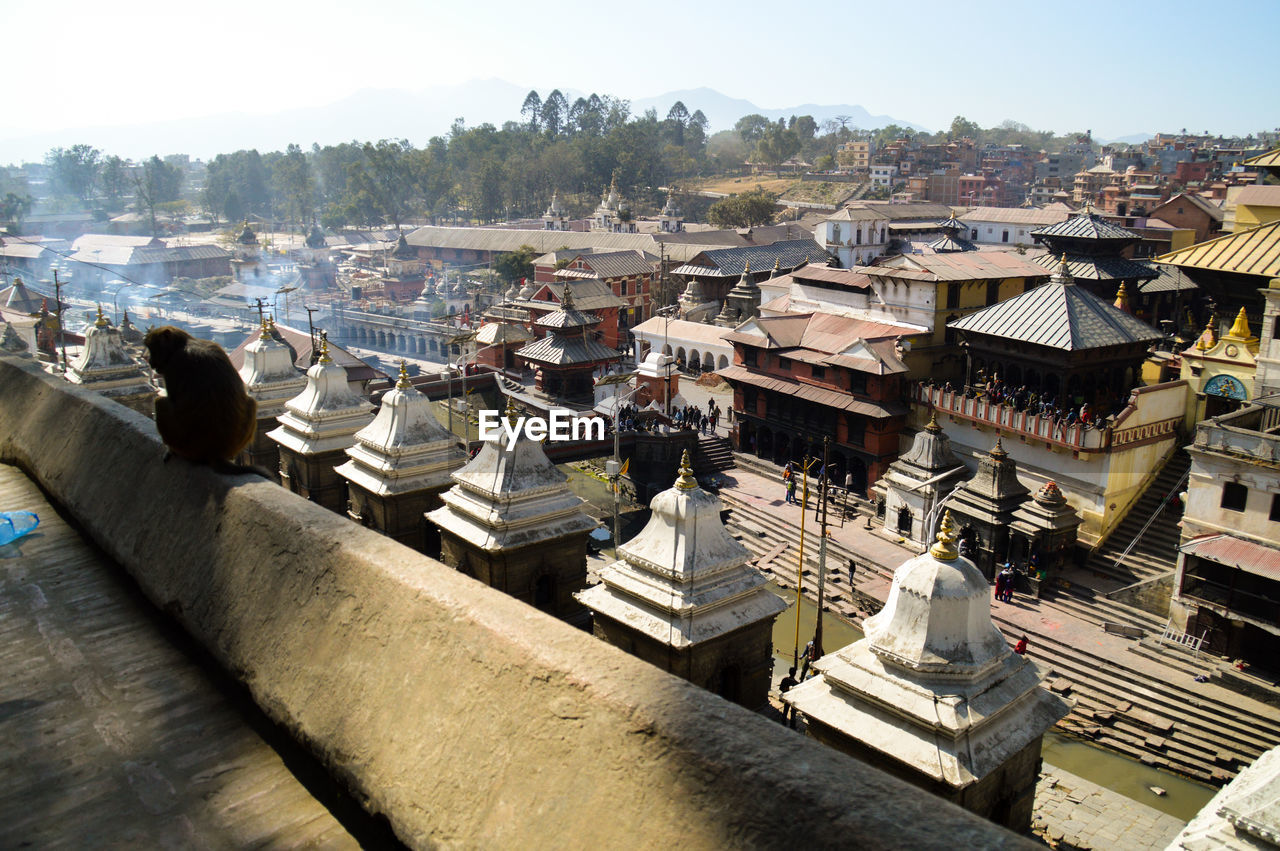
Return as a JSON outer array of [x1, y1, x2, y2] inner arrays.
[[0, 79, 930, 165]]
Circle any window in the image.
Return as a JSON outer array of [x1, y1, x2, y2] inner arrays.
[[849, 373, 868, 395], [778, 357, 792, 370], [811, 365, 826, 379], [847, 417, 866, 446], [986, 281, 1000, 306], [1221, 481, 1248, 512], [743, 349, 757, 367], [1271, 493, 1280, 522], [946, 282, 960, 309]]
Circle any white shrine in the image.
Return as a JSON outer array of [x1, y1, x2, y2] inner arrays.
[[785, 511, 1068, 832], [237, 318, 307, 477], [576, 450, 787, 709], [267, 337, 373, 513], [335, 361, 466, 554], [66, 306, 153, 415], [426, 398, 596, 623]]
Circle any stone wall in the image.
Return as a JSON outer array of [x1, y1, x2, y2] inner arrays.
[[0, 354, 1033, 850]]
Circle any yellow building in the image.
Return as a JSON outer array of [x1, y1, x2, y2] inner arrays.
[[1231, 185, 1280, 231], [1179, 307, 1260, 430]]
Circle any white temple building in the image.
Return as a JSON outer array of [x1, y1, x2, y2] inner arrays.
[[877, 412, 967, 548], [576, 450, 787, 709], [785, 511, 1069, 832]]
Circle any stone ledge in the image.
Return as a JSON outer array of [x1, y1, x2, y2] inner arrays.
[[0, 354, 1033, 849]]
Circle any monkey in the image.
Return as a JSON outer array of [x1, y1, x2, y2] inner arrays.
[[143, 326, 262, 476]]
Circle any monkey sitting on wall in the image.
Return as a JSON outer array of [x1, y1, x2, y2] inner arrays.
[[143, 326, 261, 475]]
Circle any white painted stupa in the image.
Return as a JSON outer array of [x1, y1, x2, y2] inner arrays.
[[785, 510, 1069, 831], [426, 398, 596, 553], [238, 317, 306, 419], [66, 306, 153, 413], [268, 337, 372, 457], [1169, 744, 1280, 849], [335, 361, 465, 498], [576, 450, 786, 707]]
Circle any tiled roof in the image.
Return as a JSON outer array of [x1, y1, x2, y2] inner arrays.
[[526, 277, 624, 312], [949, 278, 1162, 351], [1155, 219, 1280, 279], [718, 365, 907, 418], [1032, 211, 1141, 242]]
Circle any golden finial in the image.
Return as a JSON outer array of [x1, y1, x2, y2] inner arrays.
[[991, 435, 1008, 459], [674, 449, 698, 490], [1113, 281, 1131, 313], [1196, 315, 1217, 351], [94, 304, 108, 328], [929, 510, 959, 561], [317, 335, 332, 364], [396, 360, 411, 389], [1226, 306, 1253, 341], [925, 411, 942, 434], [259, 315, 271, 341], [505, 395, 520, 429], [773, 257, 781, 270]]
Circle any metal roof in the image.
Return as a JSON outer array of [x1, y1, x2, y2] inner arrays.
[[851, 201, 956, 221], [959, 206, 1070, 227], [567, 250, 658, 279], [682, 239, 829, 278], [404, 226, 713, 263], [1180, 534, 1280, 581], [1030, 251, 1157, 282], [1137, 261, 1198, 294], [1243, 147, 1280, 169], [475, 322, 533, 345], [873, 250, 1051, 282], [1032, 210, 1141, 242], [949, 278, 1162, 351], [1155, 219, 1280, 279], [1234, 185, 1280, 208], [516, 334, 622, 366]]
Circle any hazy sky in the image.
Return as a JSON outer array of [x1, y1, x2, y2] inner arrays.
[[3, 0, 1277, 143]]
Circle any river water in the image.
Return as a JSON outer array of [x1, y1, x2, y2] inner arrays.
[[767, 582, 1215, 820]]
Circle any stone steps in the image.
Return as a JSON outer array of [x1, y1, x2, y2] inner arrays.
[[1085, 451, 1190, 586], [721, 492, 1280, 786]]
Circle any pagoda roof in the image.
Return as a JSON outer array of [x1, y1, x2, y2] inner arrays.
[[517, 333, 622, 367], [675, 239, 828, 279], [1030, 251, 1157, 282], [950, 274, 1162, 351], [1243, 147, 1280, 170], [1155, 219, 1280, 279], [1032, 209, 1141, 243]]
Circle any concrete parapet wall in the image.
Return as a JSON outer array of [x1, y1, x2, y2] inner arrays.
[[0, 353, 1032, 849]]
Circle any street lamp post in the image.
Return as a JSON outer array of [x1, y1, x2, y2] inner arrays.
[[597, 371, 639, 553], [447, 330, 478, 446]]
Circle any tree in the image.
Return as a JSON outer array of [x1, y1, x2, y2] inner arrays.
[[100, 155, 130, 210], [665, 101, 690, 147], [734, 114, 771, 145], [541, 89, 569, 137], [46, 144, 101, 202], [520, 90, 543, 132], [707, 189, 777, 228], [271, 143, 314, 227], [0, 192, 33, 232], [348, 139, 423, 228], [949, 115, 981, 141], [754, 125, 801, 174], [133, 155, 182, 235], [494, 244, 537, 283]]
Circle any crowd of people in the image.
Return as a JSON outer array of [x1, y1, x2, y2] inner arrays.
[[673, 400, 721, 435], [925, 376, 1127, 432]]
